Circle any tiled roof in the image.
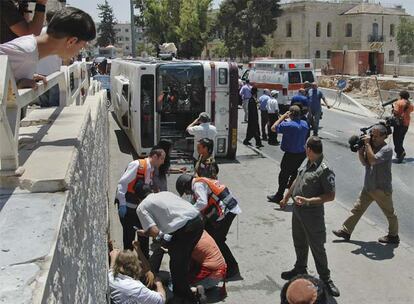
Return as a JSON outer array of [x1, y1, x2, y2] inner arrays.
[[342, 3, 409, 16]]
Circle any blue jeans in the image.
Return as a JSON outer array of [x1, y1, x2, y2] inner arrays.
[[38, 84, 60, 107]]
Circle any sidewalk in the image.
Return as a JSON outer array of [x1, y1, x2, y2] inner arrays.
[[176, 143, 414, 303]]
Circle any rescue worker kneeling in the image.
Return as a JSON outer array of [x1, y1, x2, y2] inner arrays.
[[176, 174, 242, 279]]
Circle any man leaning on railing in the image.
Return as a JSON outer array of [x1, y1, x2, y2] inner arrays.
[[0, 6, 96, 90]]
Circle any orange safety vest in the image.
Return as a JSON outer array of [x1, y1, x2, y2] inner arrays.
[[127, 158, 149, 194], [193, 177, 237, 221]]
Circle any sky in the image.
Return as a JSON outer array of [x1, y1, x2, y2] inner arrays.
[[67, 0, 414, 23]]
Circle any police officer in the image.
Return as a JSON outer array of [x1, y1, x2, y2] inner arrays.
[[279, 136, 340, 298], [176, 174, 242, 279], [116, 149, 165, 254]]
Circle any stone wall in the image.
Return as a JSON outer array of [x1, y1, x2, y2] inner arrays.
[[0, 91, 109, 303]]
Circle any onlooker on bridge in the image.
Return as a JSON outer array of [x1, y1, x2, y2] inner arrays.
[[333, 124, 400, 244], [176, 174, 242, 280], [0, 0, 47, 44], [279, 136, 340, 298], [36, 9, 62, 107], [186, 112, 217, 162], [0, 6, 96, 89], [258, 89, 271, 141], [108, 246, 166, 304], [308, 83, 331, 136], [194, 138, 219, 179], [267, 105, 308, 204], [116, 149, 165, 255], [392, 90, 413, 163]]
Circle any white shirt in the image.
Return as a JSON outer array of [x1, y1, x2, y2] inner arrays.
[[117, 158, 154, 206], [137, 192, 200, 234], [266, 97, 279, 114], [187, 122, 217, 159], [108, 270, 164, 304], [36, 27, 62, 76], [0, 35, 38, 81], [192, 181, 241, 221]]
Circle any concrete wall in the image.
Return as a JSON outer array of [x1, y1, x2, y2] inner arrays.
[[384, 64, 414, 77], [0, 91, 109, 303]]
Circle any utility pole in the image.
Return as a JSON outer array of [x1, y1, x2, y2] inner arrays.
[[130, 0, 136, 57]]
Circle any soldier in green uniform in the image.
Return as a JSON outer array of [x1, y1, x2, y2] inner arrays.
[[194, 138, 219, 179], [279, 136, 340, 298]]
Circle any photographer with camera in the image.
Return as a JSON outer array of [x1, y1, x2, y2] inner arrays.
[[333, 124, 400, 244], [1, 0, 48, 44], [392, 91, 413, 163]]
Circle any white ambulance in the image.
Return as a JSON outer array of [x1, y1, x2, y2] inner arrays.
[[241, 59, 315, 111]]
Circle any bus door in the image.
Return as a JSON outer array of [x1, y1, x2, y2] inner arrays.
[[132, 65, 156, 155], [156, 62, 205, 158]]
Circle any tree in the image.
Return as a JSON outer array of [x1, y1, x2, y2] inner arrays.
[[97, 0, 117, 47], [217, 0, 282, 60], [134, 0, 212, 58], [396, 17, 414, 56]]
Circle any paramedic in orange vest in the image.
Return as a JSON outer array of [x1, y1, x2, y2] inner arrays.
[[116, 149, 166, 254], [176, 174, 242, 280]]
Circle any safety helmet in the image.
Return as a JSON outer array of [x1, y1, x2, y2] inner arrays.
[[176, 174, 194, 196]]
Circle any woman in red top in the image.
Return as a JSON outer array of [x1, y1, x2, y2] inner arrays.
[[392, 91, 413, 163]]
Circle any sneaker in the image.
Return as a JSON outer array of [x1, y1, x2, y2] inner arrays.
[[323, 279, 340, 297], [267, 194, 283, 203], [196, 285, 207, 304], [332, 229, 351, 241], [281, 268, 307, 280], [378, 234, 400, 244], [256, 143, 264, 148]]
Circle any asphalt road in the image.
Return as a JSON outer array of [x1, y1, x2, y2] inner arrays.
[[238, 107, 414, 247]]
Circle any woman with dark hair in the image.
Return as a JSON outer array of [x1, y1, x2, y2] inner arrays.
[[153, 139, 172, 191]]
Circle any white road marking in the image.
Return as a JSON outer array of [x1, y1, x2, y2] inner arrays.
[[321, 130, 338, 138]]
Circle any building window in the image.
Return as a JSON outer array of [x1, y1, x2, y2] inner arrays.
[[285, 50, 292, 58], [390, 24, 395, 37], [327, 50, 331, 59], [125, 28, 129, 32], [345, 23, 352, 37], [316, 22, 321, 37], [372, 23, 379, 37], [126, 37, 130, 41], [126, 46, 129, 50], [286, 20, 292, 37], [389, 50, 395, 62], [315, 50, 321, 58], [327, 22, 332, 37]]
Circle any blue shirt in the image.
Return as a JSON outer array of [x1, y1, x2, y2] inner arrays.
[[239, 84, 252, 100], [277, 119, 309, 153], [309, 89, 324, 113], [291, 94, 309, 108], [258, 94, 270, 111]]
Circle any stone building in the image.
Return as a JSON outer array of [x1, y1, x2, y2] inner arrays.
[[271, 0, 413, 67]]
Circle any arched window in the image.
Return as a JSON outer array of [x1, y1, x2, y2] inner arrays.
[[327, 22, 332, 37], [286, 20, 292, 37], [390, 24, 395, 37], [285, 50, 292, 58], [372, 23, 379, 37], [316, 22, 321, 37], [327, 50, 331, 59], [315, 50, 321, 58], [389, 50, 395, 62], [345, 23, 352, 37]]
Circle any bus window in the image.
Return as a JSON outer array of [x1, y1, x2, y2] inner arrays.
[[141, 75, 155, 148], [219, 68, 228, 85], [288, 71, 301, 84], [301, 71, 315, 83]]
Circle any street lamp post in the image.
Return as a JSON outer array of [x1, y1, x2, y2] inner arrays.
[[130, 0, 136, 57]]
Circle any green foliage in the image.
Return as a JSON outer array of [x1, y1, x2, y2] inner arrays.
[[396, 17, 414, 56], [137, 43, 156, 56], [217, 0, 282, 59], [97, 0, 117, 47], [211, 41, 229, 58], [134, 0, 212, 58]]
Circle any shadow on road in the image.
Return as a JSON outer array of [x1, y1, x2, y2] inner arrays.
[[333, 239, 398, 260], [392, 157, 414, 164]]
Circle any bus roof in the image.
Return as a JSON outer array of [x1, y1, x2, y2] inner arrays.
[[249, 59, 313, 71]]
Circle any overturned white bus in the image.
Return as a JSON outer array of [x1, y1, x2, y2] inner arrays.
[[110, 59, 239, 159]]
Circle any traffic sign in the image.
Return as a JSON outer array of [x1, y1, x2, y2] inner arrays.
[[337, 79, 347, 90]]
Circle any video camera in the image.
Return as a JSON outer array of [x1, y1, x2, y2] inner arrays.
[[348, 120, 392, 152]]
